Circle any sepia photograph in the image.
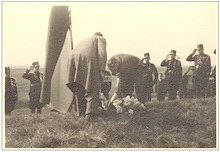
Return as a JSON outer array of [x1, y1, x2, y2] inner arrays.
[[2, 1, 218, 149]]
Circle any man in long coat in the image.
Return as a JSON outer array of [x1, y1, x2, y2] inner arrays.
[[186, 44, 211, 98], [67, 32, 107, 120], [161, 50, 182, 100]]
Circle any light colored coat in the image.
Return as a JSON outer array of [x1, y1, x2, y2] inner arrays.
[[67, 35, 107, 114]]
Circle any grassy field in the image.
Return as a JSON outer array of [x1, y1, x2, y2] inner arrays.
[[5, 97, 216, 148], [4, 67, 217, 149]]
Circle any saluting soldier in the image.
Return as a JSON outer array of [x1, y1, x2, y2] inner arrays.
[[186, 44, 211, 98], [5, 67, 18, 115], [135, 53, 158, 103], [22, 62, 43, 114], [161, 50, 182, 100]]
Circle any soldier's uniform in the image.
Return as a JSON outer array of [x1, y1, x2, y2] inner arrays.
[[209, 49, 216, 97], [186, 44, 211, 98], [155, 74, 166, 101], [135, 53, 158, 103], [179, 66, 196, 99], [22, 62, 43, 113], [210, 66, 216, 96], [161, 50, 182, 100], [5, 67, 18, 115]]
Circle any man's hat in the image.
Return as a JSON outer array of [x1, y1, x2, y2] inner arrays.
[[94, 32, 103, 37], [197, 44, 204, 50], [169, 50, 176, 55], [144, 53, 150, 58], [32, 61, 40, 67], [5, 67, 10, 73]]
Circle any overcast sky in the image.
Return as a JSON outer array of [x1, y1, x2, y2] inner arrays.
[[3, 2, 218, 67]]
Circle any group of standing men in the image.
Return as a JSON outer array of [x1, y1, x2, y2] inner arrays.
[[5, 62, 43, 115], [108, 44, 213, 104], [65, 33, 215, 120], [5, 33, 215, 121]]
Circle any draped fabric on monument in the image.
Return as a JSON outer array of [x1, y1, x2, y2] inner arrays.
[[40, 6, 74, 113]]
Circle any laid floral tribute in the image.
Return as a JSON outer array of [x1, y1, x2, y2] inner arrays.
[[100, 94, 146, 114]]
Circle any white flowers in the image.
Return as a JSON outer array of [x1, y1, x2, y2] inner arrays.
[[112, 96, 146, 114], [100, 94, 146, 114]]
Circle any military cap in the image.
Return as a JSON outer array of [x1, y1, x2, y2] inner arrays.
[[169, 50, 176, 55], [5, 67, 10, 73], [197, 44, 204, 50], [32, 61, 40, 67], [144, 53, 150, 58]]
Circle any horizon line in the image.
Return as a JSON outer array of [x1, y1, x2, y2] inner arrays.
[[4, 65, 214, 68]]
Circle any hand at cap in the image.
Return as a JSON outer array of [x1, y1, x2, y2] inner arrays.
[[192, 49, 197, 54], [29, 66, 34, 71], [166, 54, 170, 60]]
